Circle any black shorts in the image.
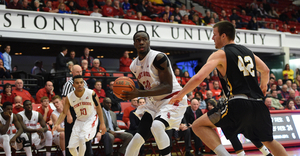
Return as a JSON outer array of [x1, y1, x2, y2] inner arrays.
[[207, 99, 273, 142]]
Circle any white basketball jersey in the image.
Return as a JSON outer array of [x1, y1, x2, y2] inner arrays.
[[0, 113, 14, 134], [67, 88, 96, 121], [52, 110, 65, 128], [18, 111, 39, 129], [130, 49, 182, 101]]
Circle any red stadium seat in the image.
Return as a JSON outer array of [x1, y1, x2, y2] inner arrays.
[[117, 120, 128, 130], [120, 102, 131, 112], [32, 104, 42, 111], [113, 73, 124, 77]]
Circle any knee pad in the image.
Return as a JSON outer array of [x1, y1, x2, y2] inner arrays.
[[151, 120, 166, 133], [138, 112, 153, 141]]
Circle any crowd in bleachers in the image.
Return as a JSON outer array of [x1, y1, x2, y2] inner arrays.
[[3, 0, 300, 33]]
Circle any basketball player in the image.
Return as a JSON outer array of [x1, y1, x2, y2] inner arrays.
[[169, 21, 287, 156], [0, 102, 32, 156], [122, 31, 188, 156], [53, 75, 106, 156], [51, 95, 66, 156], [17, 100, 53, 156]]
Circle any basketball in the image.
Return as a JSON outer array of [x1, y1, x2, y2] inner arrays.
[[113, 77, 135, 99]]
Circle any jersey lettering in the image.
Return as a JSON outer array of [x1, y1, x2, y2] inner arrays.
[[80, 108, 87, 115], [142, 80, 151, 90], [238, 56, 255, 77]]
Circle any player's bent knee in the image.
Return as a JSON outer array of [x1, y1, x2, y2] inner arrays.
[[2, 134, 9, 141], [60, 132, 65, 139], [45, 131, 53, 140]]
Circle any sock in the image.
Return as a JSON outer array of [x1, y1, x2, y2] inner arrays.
[[125, 133, 145, 156], [213, 144, 231, 156], [237, 150, 246, 156], [69, 148, 78, 156], [78, 138, 86, 156], [150, 120, 170, 151], [259, 145, 271, 156], [62, 150, 66, 156], [24, 147, 33, 156], [2, 135, 11, 156]]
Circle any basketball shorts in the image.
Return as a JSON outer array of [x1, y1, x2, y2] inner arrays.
[[135, 95, 188, 130], [207, 98, 273, 141], [68, 114, 98, 148], [53, 131, 61, 146]]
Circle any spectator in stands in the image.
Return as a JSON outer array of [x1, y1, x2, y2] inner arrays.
[[31, 60, 46, 75], [17, 100, 53, 156], [205, 90, 213, 104], [32, 0, 43, 11], [81, 59, 95, 88], [67, 61, 74, 76], [283, 64, 294, 81], [257, 3, 269, 18], [122, 0, 130, 12], [136, 0, 150, 16], [80, 47, 94, 68], [268, 6, 279, 18], [277, 78, 283, 90], [2, 45, 12, 77], [211, 12, 219, 23], [265, 97, 275, 110], [67, 50, 79, 65], [93, 80, 106, 104], [286, 80, 292, 91], [250, 0, 258, 11], [160, 5, 172, 19], [113, 0, 124, 18], [137, 12, 143, 20], [279, 84, 289, 104], [43, 1, 58, 12], [194, 92, 206, 109], [243, 3, 251, 15], [67, 1, 79, 13], [220, 10, 228, 21], [91, 59, 109, 77], [13, 95, 24, 114], [106, 81, 124, 111], [7, 0, 22, 9], [0, 59, 10, 78], [36, 97, 53, 126], [174, 68, 183, 86], [122, 97, 138, 124], [51, 96, 66, 156], [124, 10, 136, 19], [182, 71, 191, 86], [288, 90, 296, 104], [295, 75, 300, 87], [159, 13, 169, 22], [270, 90, 284, 110], [56, 47, 68, 73], [146, 1, 156, 16], [22, 0, 32, 10], [185, 98, 203, 156], [262, 0, 271, 13], [90, 5, 103, 17], [207, 17, 216, 27], [282, 23, 289, 32], [169, 15, 178, 24], [211, 81, 221, 101], [119, 51, 132, 72], [186, 92, 193, 105], [192, 14, 203, 26], [102, 97, 133, 156], [181, 14, 195, 25], [210, 69, 219, 81], [0, 101, 33, 156], [1, 83, 14, 104], [12, 79, 35, 104], [173, 6, 182, 23], [203, 10, 211, 25], [58, 3, 71, 14], [102, 0, 114, 17], [127, 98, 145, 135], [275, 25, 281, 32], [179, 4, 189, 17], [247, 16, 258, 30], [199, 82, 207, 100], [76, 0, 89, 10], [35, 81, 55, 104], [279, 7, 289, 23], [269, 23, 275, 30], [295, 96, 300, 109], [285, 99, 296, 110], [230, 8, 242, 24], [203, 98, 216, 113]]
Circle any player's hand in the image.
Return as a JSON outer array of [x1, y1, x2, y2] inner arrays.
[[168, 94, 183, 105], [100, 123, 106, 135], [47, 120, 53, 126], [44, 107, 49, 113], [3, 112, 11, 120], [96, 132, 102, 142], [10, 137, 16, 147], [36, 128, 44, 133], [52, 125, 58, 133], [122, 84, 139, 100]]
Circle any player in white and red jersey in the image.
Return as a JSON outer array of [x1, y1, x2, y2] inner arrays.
[[0, 102, 32, 156], [122, 31, 188, 156], [17, 100, 53, 156], [53, 75, 106, 156]]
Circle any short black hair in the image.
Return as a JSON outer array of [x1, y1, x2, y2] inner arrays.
[[73, 75, 83, 81], [133, 31, 150, 41], [2, 101, 12, 109], [23, 100, 31, 105], [61, 47, 67, 51], [213, 21, 235, 41]]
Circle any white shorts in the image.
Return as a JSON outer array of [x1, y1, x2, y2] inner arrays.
[[135, 95, 188, 130], [53, 131, 61, 146], [68, 114, 98, 148], [0, 133, 29, 150], [32, 131, 52, 149]]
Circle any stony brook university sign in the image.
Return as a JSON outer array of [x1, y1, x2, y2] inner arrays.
[[0, 9, 288, 51]]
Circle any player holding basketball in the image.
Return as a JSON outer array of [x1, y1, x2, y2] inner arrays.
[[53, 75, 106, 156], [169, 21, 287, 156], [122, 31, 188, 156]]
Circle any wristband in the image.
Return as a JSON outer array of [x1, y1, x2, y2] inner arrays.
[[99, 130, 102, 133]]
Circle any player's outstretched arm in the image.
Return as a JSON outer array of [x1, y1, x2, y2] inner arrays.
[[123, 53, 173, 100], [169, 50, 226, 104], [254, 54, 270, 95], [92, 91, 107, 135], [51, 114, 64, 132], [53, 98, 70, 132]]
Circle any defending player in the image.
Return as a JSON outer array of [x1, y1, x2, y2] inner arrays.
[[169, 21, 287, 156], [122, 31, 188, 156], [0, 102, 32, 156], [53, 75, 106, 156]]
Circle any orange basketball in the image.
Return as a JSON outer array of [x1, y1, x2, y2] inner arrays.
[[113, 77, 135, 100]]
